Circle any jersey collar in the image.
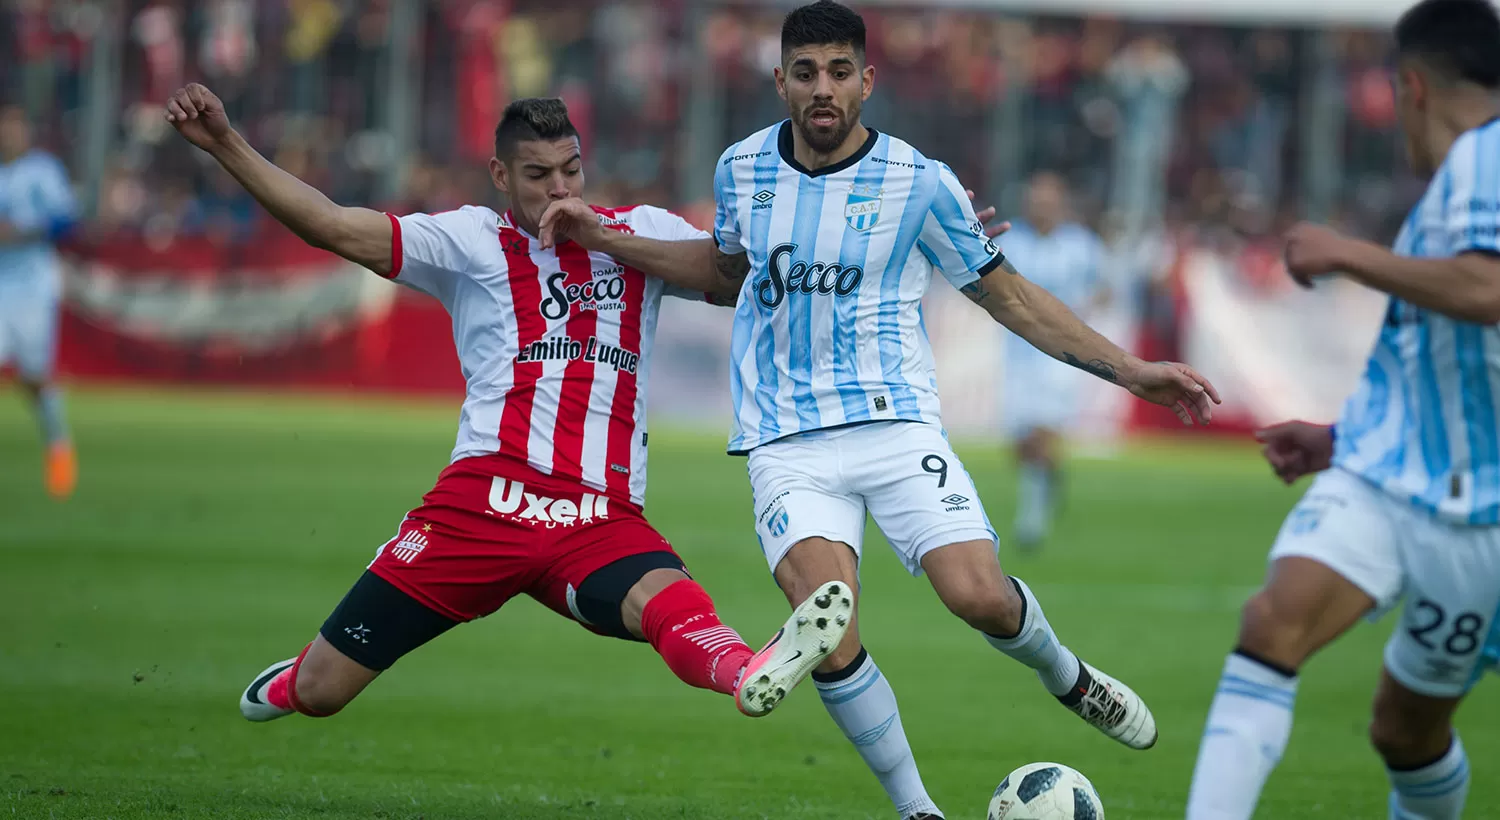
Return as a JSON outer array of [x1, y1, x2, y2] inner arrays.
[[778, 120, 879, 178]]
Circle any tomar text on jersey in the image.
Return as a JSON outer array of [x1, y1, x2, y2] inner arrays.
[[540, 267, 628, 319]]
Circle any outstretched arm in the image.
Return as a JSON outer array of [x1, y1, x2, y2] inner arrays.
[[165, 83, 393, 275], [538, 198, 746, 302], [961, 259, 1220, 425], [1285, 222, 1500, 324]]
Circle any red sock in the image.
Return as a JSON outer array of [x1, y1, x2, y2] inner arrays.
[[640, 579, 755, 696], [276, 643, 338, 717]]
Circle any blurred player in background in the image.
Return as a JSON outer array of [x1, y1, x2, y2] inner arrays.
[[544, 3, 1220, 817], [165, 85, 855, 735], [1187, 1, 1500, 818], [998, 171, 1108, 549], [0, 103, 78, 500]]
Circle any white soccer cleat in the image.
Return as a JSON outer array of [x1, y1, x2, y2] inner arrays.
[[1057, 660, 1157, 750], [735, 580, 854, 717], [240, 658, 297, 722]]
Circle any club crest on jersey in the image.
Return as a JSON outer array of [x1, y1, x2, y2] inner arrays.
[[844, 183, 883, 232]]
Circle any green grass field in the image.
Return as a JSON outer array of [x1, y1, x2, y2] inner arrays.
[[3, 387, 1497, 820]]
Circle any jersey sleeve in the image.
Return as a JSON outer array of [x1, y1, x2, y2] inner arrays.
[[629, 205, 715, 302], [915, 163, 1006, 291], [624, 203, 711, 302], [17, 156, 77, 238], [1443, 127, 1500, 257], [386, 206, 488, 296], [712, 147, 745, 256]]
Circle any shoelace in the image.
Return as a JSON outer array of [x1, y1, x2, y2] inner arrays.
[[1071, 680, 1128, 729]]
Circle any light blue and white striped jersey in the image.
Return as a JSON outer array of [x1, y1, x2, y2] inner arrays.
[[714, 122, 1004, 453], [0, 149, 75, 283], [1334, 118, 1500, 525]]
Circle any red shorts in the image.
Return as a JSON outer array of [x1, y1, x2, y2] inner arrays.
[[367, 454, 680, 625]]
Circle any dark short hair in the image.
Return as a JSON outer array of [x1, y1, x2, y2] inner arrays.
[[1395, 0, 1500, 89], [781, 0, 866, 62], [493, 98, 579, 160]]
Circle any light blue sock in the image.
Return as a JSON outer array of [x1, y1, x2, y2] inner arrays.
[[1388, 735, 1468, 819], [33, 386, 70, 446], [815, 649, 942, 819]]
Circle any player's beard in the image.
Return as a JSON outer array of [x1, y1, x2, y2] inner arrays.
[[794, 102, 859, 156]]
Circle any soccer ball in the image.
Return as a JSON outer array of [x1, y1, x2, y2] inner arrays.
[[987, 762, 1104, 820]]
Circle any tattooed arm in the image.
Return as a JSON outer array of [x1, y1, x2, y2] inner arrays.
[[959, 258, 1220, 424], [710, 246, 751, 305], [959, 257, 1136, 384]]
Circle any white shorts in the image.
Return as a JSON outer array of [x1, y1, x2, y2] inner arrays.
[[1269, 467, 1500, 697], [0, 272, 61, 380], [747, 420, 996, 577]]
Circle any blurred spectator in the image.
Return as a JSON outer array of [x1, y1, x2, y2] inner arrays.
[[1106, 34, 1188, 236], [4, 0, 1419, 259]]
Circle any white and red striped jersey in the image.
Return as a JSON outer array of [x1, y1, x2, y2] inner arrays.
[[383, 203, 709, 508]]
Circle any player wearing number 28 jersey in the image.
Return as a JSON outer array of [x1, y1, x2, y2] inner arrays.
[[1187, 2, 1500, 819], [165, 85, 855, 761]]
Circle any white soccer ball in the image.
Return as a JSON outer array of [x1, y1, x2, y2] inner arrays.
[[987, 762, 1105, 820]]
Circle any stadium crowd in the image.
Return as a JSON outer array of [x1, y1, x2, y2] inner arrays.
[[2, 0, 1417, 251]]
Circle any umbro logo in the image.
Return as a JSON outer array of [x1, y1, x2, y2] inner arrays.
[[503, 237, 525, 254], [752, 190, 775, 210], [942, 493, 971, 512]]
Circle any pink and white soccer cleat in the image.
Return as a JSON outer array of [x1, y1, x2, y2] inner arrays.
[[735, 580, 854, 717], [239, 658, 297, 722]]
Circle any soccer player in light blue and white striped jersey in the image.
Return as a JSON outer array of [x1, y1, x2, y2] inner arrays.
[[709, 4, 1218, 818], [997, 172, 1109, 550], [541, 7, 1216, 813], [1187, 3, 1500, 819], [0, 104, 77, 500]]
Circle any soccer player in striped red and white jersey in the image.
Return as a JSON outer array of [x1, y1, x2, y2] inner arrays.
[[165, 85, 855, 730]]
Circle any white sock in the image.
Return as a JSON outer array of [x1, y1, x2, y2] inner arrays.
[[1388, 735, 1469, 819], [815, 649, 942, 819], [982, 577, 1081, 696], [1015, 463, 1050, 542], [1186, 651, 1298, 820]]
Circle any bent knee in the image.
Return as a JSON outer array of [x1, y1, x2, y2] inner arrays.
[[1369, 713, 1451, 765], [1368, 684, 1456, 766], [1236, 590, 1317, 667], [941, 580, 1022, 634]]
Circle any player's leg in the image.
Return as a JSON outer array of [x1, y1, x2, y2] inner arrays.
[[1186, 469, 1403, 820], [243, 464, 526, 722], [750, 436, 943, 820], [535, 521, 852, 716], [776, 539, 940, 819], [9, 280, 74, 499], [852, 421, 1155, 750], [1370, 670, 1468, 819], [241, 570, 461, 720], [1367, 516, 1500, 819], [1012, 426, 1059, 549], [920, 540, 1155, 749]]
